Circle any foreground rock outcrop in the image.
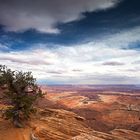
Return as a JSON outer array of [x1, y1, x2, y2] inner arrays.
[[0, 107, 140, 140]]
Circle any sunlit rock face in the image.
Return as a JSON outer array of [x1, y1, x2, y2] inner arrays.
[[1, 107, 140, 140]]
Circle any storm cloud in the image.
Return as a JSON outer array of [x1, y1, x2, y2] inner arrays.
[[0, 0, 120, 33]]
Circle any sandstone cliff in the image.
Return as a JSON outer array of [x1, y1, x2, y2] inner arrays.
[[0, 107, 140, 140]]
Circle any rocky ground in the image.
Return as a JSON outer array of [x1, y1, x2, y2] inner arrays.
[[41, 85, 140, 133], [0, 107, 140, 140], [0, 85, 140, 140]]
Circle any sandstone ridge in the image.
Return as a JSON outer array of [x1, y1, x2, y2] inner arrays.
[[0, 108, 140, 140]]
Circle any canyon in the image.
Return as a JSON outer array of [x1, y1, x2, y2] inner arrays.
[[0, 85, 140, 140]]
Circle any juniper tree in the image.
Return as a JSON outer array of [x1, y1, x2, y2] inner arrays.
[[0, 65, 43, 127]]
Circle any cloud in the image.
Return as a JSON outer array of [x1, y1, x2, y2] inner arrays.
[[72, 69, 82, 72], [46, 70, 64, 74], [0, 52, 53, 66], [96, 26, 140, 48], [76, 74, 140, 85], [0, 26, 140, 84], [0, 0, 120, 33], [132, 60, 140, 64], [0, 56, 52, 65], [0, 44, 9, 50], [0, 43, 139, 84], [102, 61, 125, 66]]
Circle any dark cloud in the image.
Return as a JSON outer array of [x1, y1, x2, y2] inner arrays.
[[102, 61, 125, 66], [46, 70, 64, 74], [0, 0, 120, 33]]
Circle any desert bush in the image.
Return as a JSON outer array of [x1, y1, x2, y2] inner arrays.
[[0, 65, 43, 127]]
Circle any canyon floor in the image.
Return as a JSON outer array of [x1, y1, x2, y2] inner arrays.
[[41, 85, 140, 134]]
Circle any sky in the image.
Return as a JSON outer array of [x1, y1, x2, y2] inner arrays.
[[0, 0, 140, 84]]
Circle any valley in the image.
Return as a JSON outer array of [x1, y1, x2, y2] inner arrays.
[[41, 85, 140, 133]]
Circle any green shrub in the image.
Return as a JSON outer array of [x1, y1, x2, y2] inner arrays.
[[0, 65, 43, 127]]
